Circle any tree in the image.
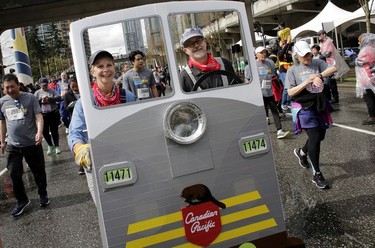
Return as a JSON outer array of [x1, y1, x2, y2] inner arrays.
[[358, 0, 374, 33], [25, 26, 46, 80], [46, 22, 67, 75]]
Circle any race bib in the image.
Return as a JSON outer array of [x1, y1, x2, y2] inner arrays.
[[137, 88, 150, 98], [306, 84, 323, 93], [261, 80, 272, 89], [258, 67, 267, 76], [134, 77, 141, 86], [6, 107, 24, 121], [41, 104, 52, 113], [299, 71, 323, 93]]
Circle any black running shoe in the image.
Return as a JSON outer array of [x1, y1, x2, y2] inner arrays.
[[39, 195, 50, 207], [312, 172, 329, 189], [294, 148, 309, 169], [11, 199, 30, 216], [78, 167, 85, 175]]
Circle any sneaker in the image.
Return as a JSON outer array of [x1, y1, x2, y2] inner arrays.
[[277, 130, 291, 139], [65, 128, 69, 134], [362, 117, 375, 125], [266, 117, 270, 125], [11, 199, 30, 216], [312, 172, 329, 189], [47, 146, 54, 155], [78, 167, 85, 175], [281, 105, 289, 111], [55, 146, 61, 154], [39, 195, 50, 207], [294, 148, 309, 169]]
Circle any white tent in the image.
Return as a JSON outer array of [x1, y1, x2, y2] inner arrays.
[[254, 32, 276, 43], [291, 1, 352, 38], [333, 4, 375, 32]]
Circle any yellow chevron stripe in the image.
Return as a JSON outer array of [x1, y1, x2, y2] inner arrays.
[[223, 191, 261, 208], [127, 212, 182, 234], [126, 228, 184, 248], [125, 205, 272, 248], [173, 218, 278, 248], [221, 205, 270, 224], [127, 191, 261, 234]]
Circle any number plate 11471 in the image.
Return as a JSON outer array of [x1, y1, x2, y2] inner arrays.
[[99, 161, 137, 191]]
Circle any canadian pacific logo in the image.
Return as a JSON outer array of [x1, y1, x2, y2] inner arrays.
[[181, 201, 222, 246]]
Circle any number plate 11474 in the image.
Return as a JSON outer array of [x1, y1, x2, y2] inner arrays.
[[239, 133, 269, 157]]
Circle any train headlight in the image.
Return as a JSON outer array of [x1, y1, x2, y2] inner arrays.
[[164, 102, 207, 144]]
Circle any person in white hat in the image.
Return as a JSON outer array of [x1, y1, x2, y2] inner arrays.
[[285, 40, 337, 189], [254, 46, 291, 139], [179, 28, 241, 91]]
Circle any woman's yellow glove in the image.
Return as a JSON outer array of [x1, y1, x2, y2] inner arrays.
[[74, 144, 92, 169]]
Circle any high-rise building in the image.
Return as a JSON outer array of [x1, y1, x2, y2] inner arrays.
[[122, 19, 145, 54]]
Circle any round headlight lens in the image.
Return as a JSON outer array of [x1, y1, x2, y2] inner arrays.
[[164, 102, 207, 144]]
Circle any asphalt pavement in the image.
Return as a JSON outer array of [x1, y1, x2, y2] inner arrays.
[[0, 74, 374, 247]]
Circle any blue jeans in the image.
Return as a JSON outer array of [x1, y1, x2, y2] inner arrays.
[[60, 101, 70, 128], [279, 72, 290, 107], [7, 144, 47, 202]]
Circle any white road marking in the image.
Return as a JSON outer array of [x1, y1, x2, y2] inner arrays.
[[0, 168, 8, 176], [333, 123, 375, 136]]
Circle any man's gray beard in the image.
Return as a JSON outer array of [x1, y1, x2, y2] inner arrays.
[[193, 49, 206, 59]]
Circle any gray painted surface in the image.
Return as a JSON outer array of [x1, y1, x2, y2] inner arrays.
[[91, 98, 286, 247], [1, 84, 375, 248]]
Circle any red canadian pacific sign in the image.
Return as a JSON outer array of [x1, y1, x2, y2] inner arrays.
[[181, 202, 222, 246]]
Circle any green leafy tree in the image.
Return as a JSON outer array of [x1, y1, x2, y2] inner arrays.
[[25, 26, 46, 81], [45, 22, 67, 75]]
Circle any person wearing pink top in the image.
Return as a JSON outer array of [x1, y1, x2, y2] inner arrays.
[[318, 30, 339, 103], [355, 33, 375, 125]]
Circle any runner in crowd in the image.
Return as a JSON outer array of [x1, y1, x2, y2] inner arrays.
[[285, 41, 337, 189], [0, 73, 50, 216], [354, 33, 375, 125], [34, 77, 62, 155], [68, 50, 136, 204], [253, 46, 291, 139], [123, 50, 157, 100], [179, 28, 242, 92]]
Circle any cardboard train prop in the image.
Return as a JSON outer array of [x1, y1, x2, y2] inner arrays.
[[69, 1, 303, 247]]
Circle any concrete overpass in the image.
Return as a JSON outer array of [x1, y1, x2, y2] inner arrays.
[[0, 0, 171, 34], [0, 0, 358, 77], [0, 0, 358, 36], [0, 1, 242, 37]]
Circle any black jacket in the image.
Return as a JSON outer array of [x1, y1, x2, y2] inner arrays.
[[63, 89, 79, 115]]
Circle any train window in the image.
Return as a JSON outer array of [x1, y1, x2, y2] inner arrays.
[[83, 16, 172, 107], [168, 10, 250, 93]]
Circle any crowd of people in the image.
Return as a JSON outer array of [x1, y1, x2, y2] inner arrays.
[[1, 26, 374, 217]]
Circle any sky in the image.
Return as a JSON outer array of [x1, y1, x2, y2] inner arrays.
[[88, 23, 126, 55]]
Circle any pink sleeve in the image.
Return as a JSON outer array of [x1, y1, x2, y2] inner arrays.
[[327, 40, 334, 53], [357, 47, 374, 65]]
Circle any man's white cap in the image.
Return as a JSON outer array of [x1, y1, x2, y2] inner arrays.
[[255, 46, 267, 54], [293, 41, 312, 56]]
